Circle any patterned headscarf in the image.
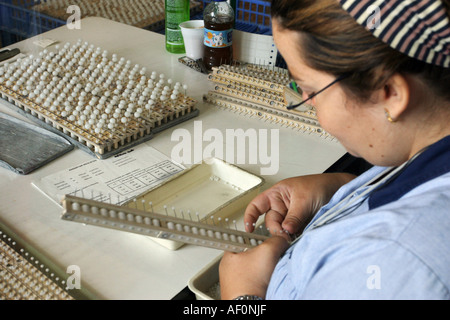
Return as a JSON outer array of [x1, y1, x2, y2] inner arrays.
[[339, 0, 450, 68]]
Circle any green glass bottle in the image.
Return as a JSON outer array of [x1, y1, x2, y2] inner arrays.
[[165, 0, 190, 53]]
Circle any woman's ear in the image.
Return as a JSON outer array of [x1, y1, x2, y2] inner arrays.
[[382, 73, 410, 122]]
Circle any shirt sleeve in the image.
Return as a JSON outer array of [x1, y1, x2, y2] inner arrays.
[[299, 239, 449, 300]]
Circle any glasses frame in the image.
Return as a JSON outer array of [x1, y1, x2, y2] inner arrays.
[[287, 73, 350, 110]]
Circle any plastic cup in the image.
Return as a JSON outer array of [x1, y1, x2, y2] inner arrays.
[[179, 20, 205, 60]]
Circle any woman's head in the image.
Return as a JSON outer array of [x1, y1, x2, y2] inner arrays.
[[271, 0, 450, 103], [271, 0, 450, 165]]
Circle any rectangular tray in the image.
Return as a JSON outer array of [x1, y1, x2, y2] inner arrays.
[[0, 112, 73, 175], [188, 254, 222, 300], [130, 157, 264, 250]]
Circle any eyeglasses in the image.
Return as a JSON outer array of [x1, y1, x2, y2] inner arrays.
[[287, 73, 350, 110]]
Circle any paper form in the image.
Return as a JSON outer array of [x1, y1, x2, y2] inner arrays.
[[233, 30, 277, 66], [32, 145, 185, 207]]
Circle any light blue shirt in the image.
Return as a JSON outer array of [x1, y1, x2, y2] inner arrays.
[[267, 137, 450, 300]]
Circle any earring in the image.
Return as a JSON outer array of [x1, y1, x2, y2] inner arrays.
[[384, 108, 397, 123]]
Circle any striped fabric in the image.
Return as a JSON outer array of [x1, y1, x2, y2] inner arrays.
[[339, 0, 450, 68]]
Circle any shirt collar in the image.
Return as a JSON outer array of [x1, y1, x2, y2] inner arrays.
[[369, 135, 450, 210]]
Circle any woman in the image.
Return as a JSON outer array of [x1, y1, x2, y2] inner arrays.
[[219, 0, 450, 299]]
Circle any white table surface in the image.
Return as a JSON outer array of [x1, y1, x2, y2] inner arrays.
[[0, 17, 346, 299]]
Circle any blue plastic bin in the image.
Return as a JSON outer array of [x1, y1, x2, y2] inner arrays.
[[1, 0, 273, 47], [0, 0, 65, 46]]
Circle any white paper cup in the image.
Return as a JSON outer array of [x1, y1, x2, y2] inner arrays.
[[180, 20, 205, 60]]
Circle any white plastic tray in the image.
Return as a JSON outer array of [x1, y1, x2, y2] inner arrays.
[[188, 254, 223, 300], [132, 158, 264, 250]]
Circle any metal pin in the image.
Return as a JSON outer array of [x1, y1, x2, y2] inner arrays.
[[259, 225, 266, 235], [149, 201, 154, 213]]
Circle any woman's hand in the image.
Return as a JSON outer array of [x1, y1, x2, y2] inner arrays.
[[219, 173, 355, 300], [244, 173, 356, 236], [219, 236, 289, 300]]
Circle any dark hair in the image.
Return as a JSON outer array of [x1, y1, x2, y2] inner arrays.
[[271, 0, 450, 102]]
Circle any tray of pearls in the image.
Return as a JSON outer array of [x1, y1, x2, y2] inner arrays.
[[0, 40, 199, 159]]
